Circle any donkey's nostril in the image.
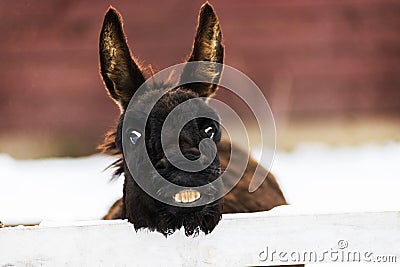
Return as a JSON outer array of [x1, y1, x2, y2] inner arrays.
[[155, 157, 169, 170]]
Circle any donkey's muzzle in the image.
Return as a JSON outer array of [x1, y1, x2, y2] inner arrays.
[[155, 150, 212, 173]]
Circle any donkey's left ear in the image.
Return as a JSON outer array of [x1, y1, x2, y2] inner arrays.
[[181, 3, 224, 97], [99, 7, 146, 111]]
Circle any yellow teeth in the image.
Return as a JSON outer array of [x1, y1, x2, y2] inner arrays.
[[173, 190, 201, 203]]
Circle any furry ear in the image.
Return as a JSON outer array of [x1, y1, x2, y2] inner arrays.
[[181, 3, 224, 97], [99, 7, 145, 111]]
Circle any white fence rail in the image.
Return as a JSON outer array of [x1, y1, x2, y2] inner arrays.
[[0, 208, 399, 266]]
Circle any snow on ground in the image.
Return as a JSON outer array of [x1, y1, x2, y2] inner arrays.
[[1, 142, 399, 225], [0, 154, 123, 225], [260, 142, 400, 213]]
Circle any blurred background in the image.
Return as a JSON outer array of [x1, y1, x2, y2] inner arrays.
[[1, 0, 399, 159], [1, 1, 400, 249]]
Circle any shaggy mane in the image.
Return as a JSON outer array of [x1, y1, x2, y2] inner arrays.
[[97, 128, 124, 179]]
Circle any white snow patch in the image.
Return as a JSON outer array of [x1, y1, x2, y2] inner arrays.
[[0, 154, 123, 225], [1, 142, 399, 225], [260, 142, 400, 212]]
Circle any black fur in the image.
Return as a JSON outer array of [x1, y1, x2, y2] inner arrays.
[[99, 4, 224, 236]]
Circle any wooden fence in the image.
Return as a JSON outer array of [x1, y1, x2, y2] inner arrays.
[[1, 207, 398, 266]]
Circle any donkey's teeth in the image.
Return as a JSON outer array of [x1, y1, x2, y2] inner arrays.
[[173, 190, 201, 203]]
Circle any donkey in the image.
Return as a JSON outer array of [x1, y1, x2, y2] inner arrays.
[[99, 3, 288, 236]]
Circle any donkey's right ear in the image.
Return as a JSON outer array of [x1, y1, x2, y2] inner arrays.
[[99, 7, 145, 111]]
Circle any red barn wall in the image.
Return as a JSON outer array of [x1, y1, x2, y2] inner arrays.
[[1, 0, 399, 157]]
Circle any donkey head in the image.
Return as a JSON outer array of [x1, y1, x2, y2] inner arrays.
[[99, 4, 225, 236]]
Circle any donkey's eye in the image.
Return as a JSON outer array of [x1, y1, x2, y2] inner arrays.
[[204, 126, 215, 139], [129, 130, 142, 144]]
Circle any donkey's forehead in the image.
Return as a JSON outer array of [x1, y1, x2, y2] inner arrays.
[[127, 87, 216, 118]]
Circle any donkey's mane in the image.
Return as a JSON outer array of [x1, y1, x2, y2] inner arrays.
[[98, 128, 124, 179]]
